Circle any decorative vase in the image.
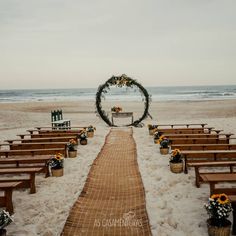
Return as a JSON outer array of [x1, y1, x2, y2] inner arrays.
[[80, 139, 87, 145], [169, 161, 183, 173], [87, 131, 94, 138], [207, 219, 231, 236], [51, 168, 63, 177], [160, 147, 169, 155], [68, 150, 77, 158]]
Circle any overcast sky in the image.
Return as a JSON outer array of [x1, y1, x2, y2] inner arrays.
[[0, 0, 235, 89]]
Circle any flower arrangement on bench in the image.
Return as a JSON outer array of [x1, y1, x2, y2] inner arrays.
[[205, 193, 232, 236], [148, 124, 158, 135], [169, 149, 183, 173], [67, 139, 77, 158], [0, 210, 13, 235], [79, 130, 88, 145], [47, 153, 64, 177], [86, 125, 96, 138], [153, 131, 163, 144], [111, 106, 122, 113], [158, 135, 170, 155]]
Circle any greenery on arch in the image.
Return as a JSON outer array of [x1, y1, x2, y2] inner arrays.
[[95, 74, 151, 127]]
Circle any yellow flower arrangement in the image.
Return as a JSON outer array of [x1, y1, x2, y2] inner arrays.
[[67, 139, 77, 151], [205, 193, 232, 227], [47, 153, 64, 169], [170, 149, 182, 163], [158, 135, 170, 148], [111, 106, 122, 113], [86, 125, 96, 132]]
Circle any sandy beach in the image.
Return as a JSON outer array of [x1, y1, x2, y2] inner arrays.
[[0, 99, 236, 236]]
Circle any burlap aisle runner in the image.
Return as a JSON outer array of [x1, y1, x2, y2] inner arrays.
[[61, 128, 152, 236]]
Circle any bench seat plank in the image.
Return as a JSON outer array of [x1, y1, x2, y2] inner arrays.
[[187, 161, 236, 187], [155, 123, 208, 128], [171, 144, 236, 151], [170, 138, 230, 145], [0, 148, 66, 157], [182, 150, 236, 173], [0, 156, 51, 177], [0, 181, 22, 214], [0, 167, 44, 194], [200, 173, 236, 195], [5, 136, 77, 144]]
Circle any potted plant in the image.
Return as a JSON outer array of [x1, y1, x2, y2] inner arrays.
[[79, 131, 88, 145], [153, 131, 163, 144], [67, 139, 77, 158], [205, 193, 232, 236], [148, 124, 158, 135], [86, 125, 96, 138], [169, 149, 183, 173], [0, 210, 13, 236], [111, 106, 122, 113], [158, 135, 170, 155], [47, 153, 64, 177]]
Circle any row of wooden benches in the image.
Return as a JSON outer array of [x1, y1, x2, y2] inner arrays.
[[0, 126, 89, 214], [150, 123, 236, 234]]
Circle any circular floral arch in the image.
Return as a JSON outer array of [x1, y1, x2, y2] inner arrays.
[[95, 74, 151, 127]]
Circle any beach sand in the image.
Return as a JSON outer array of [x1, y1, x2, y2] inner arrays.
[[0, 99, 236, 236]]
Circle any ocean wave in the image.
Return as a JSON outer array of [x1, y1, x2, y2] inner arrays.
[[0, 85, 236, 103]]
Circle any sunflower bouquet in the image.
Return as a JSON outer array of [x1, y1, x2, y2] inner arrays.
[[67, 138, 77, 151], [158, 135, 170, 148], [170, 149, 182, 163], [79, 130, 87, 140], [0, 210, 13, 230], [86, 125, 96, 132], [153, 131, 163, 141], [205, 193, 232, 227], [47, 153, 64, 170], [111, 106, 122, 113], [147, 124, 158, 131]]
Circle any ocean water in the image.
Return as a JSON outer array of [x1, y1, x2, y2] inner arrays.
[[0, 85, 236, 103]]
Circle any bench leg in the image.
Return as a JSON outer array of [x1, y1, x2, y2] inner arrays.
[[195, 167, 200, 188], [0, 229, 7, 236], [209, 182, 215, 195], [30, 173, 36, 194], [45, 165, 50, 178], [5, 189, 14, 214], [184, 156, 188, 174], [232, 202, 236, 235]]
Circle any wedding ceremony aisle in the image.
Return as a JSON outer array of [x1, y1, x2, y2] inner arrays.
[[61, 128, 152, 236]]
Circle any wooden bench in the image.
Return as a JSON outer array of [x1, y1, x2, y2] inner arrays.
[[111, 112, 134, 126], [182, 150, 236, 173], [155, 123, 208, 128], [169, 137, 231, 145], [27, 128, 83, 134], [0, 182, 22, 214], [0, 167, 44, 194], [17, 133, 79, 139], [171, 144, 236, 151], [0, 156, 52, 177], [0, 148, 66, 157], [200, 173, 236, 195], [165, 133, 233, 139], [34, 126, 87, 131], [5, 136, 78, 144], [51, 110, 71, 129], [155, 127, 215, 134], [228, 196, 236, 235], [187, 161, 236, 187]]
